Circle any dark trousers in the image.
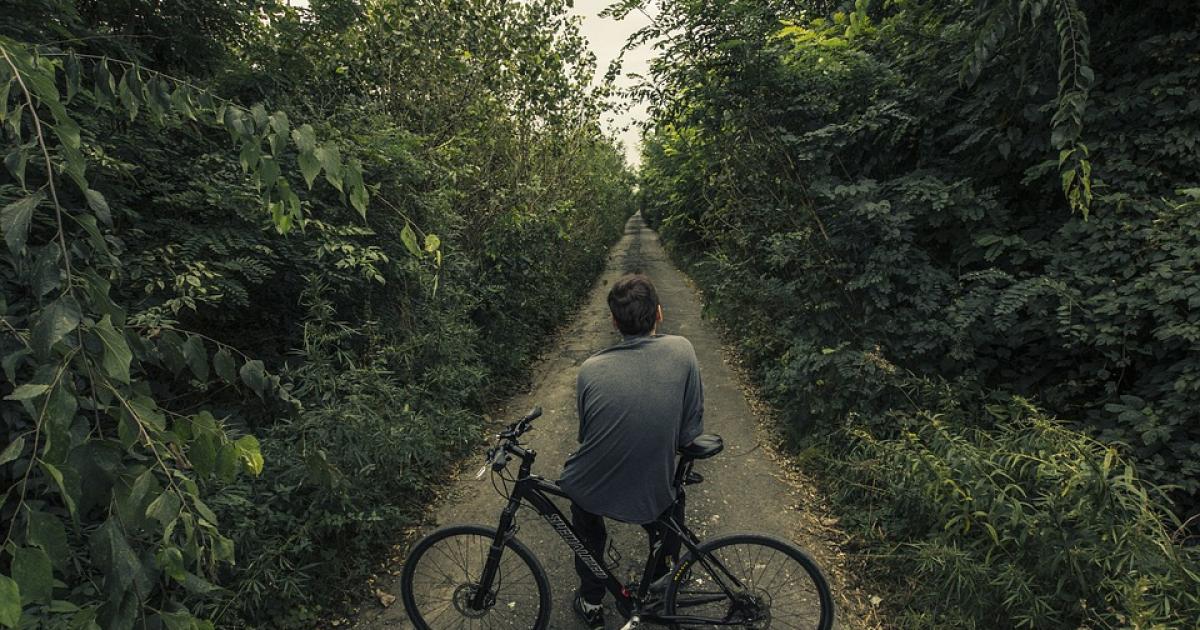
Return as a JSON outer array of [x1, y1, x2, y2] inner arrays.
[[571, 496, 686, 605]]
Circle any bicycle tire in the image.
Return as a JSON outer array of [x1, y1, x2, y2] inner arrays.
[[400, 524, 552, 630], [663, 532, 834, 630]]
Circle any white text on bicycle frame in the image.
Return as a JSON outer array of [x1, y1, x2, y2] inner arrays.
[[544, 514, 607, 579]]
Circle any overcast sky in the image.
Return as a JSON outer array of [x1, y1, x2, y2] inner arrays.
[[565, 0, 656, 167]]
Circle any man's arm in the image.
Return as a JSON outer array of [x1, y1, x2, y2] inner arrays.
[[679, 346, 704, 446], [576, 370, 589, 444]]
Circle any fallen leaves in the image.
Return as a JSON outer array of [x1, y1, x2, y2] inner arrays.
[[375, 589, 396, 608]]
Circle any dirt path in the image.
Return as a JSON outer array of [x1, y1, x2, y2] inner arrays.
[[355, 213, 871, 629]]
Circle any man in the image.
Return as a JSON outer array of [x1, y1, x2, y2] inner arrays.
[[559, 273, 705, 629]]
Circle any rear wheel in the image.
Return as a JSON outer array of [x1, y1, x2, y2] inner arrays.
[[664, 533, 834, 629], [400, 524, 551, 629]]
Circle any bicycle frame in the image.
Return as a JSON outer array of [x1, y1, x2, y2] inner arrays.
[[472, 443, 751, 626]]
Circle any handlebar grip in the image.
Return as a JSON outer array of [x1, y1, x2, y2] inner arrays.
[[524, 406, 543, 422], [490, 447, 508, 471]]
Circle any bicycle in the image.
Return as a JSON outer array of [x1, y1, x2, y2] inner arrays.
[[399, 406, 836, 629]]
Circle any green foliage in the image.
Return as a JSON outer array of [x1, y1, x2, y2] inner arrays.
[[0, 32, 317, 629], [636, 0, 1200, 626], [963, 0, 1095, 215], [835, 394, 1199, 628], [1, 0, 632, 627]]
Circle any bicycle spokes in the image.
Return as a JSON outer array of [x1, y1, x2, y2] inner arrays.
[[672, 541, 828, 629], [406, 530, 545, 628]]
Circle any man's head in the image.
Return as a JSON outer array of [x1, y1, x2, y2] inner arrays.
[[607, 274, 662, 336]]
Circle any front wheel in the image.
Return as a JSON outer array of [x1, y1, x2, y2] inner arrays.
[[664, 533, 834, 630], [400, 524, 551, 629]]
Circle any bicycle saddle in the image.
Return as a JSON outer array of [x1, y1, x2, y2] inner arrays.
[[680, 433, 723, 460]]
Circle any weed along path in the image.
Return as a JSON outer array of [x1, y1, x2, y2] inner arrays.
[[356, 213, 871, 629]]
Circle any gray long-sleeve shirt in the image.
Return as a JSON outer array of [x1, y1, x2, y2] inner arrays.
[[559, 334, 704, 524]]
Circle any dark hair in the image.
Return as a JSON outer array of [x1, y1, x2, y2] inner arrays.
[[608, 274, 660, 336]]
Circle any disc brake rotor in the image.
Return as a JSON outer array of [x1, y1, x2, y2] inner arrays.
[[451, 583, 495, 619], [730, 588, 772, 629]]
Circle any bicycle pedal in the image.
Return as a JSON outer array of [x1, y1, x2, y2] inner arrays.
[[683, 471, 704, 485]]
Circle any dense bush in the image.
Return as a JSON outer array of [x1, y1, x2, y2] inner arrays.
[[633, 0, 1200, 626], [831, 387, 1199, 628], [0, 1, 631, 627]]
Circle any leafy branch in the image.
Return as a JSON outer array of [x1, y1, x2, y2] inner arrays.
[[0, 35, 350, 629], [961, 0, 1094, 217]]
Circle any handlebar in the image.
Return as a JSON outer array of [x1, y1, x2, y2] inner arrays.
[[477, 406, 542, 478], [499, 406, 542, 440]]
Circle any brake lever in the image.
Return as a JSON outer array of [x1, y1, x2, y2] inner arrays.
[[476, 445, 498, 480], [478, 410, 537, 480]]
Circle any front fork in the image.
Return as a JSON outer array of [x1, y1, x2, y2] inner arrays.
[[470, 457, 531, 610], [470, 493, 519, 610], [470, 501, 518, 604]]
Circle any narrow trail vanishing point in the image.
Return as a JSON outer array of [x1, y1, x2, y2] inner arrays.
[[355, 213, 872, 629]]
